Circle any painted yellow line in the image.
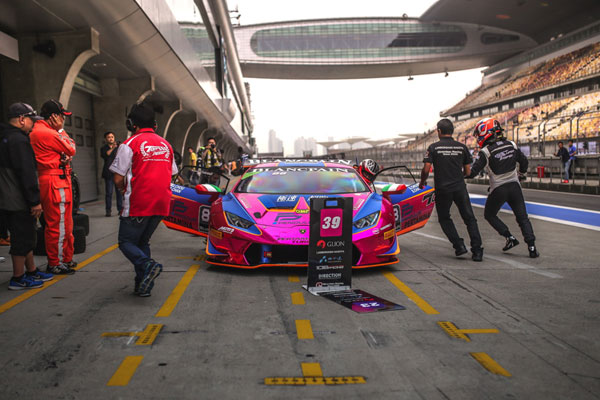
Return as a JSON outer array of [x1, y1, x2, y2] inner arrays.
[[0, 244, 118, 316], [135, 324, 163, 345], [460, 329, 499, 334], [155, 265, 200, 317], [73, 243, 119, 270], [107, 356, 144, 386], [264, 376, 366, 385], [291, 292, 305, 305], [301, 362, 323, 377], [296, 320, 314, 339], [382, 272, 439, 314], [102, 332, 137, 338], [470, 352, 511, 377], [288, 275, 300, 282], [438, 321, 470, 342]]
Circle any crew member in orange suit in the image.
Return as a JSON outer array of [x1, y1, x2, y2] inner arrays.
[[30, 99, 77, 275]]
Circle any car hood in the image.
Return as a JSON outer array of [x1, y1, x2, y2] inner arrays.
[[234, 192, 372, 228]]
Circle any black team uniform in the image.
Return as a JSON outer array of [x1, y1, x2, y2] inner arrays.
[[468, 122, 539, 258], [421, 119, 483, 261]]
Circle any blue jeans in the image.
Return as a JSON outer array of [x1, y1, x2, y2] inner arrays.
[[118, 216, 163, 284], [564, 160, 572, 180], [104, 178, 123, 213]]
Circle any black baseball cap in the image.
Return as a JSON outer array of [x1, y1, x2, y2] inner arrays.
[[40, 99, 72, 118], [7, 102, 43, 120]]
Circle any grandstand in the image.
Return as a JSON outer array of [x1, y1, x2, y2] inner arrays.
[[330, 24, 600, 192]]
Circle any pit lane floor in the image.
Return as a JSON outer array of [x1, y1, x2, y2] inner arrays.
[[0, 191, 598, 399]]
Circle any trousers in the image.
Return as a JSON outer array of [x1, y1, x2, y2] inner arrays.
[[104, 178, 123, 213], [39, 174, 73, 266], [484, 182, 535, 245], [435, 186, 482, 250], [118, 216, 163, 284]]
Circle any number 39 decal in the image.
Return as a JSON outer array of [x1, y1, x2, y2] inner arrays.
[[321, 216, 341, 230]]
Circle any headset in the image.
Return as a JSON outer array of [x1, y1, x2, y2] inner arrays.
[[126, 103, 157, 133]]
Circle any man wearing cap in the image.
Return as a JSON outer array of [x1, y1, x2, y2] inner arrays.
[[0, 103, 54, 289], [30, 99, 77, 275], [110, 103, 178, 297]]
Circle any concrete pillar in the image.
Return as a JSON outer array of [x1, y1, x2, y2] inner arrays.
[[1, 28, 99, 112]]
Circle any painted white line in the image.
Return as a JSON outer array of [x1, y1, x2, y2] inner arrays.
[[411, 231, 563, 279], [470, 203, 600, 232]]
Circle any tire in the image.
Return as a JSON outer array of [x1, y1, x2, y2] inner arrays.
[[73, 213, 89, 236], [34, 226, 46, 256], [73, 225, 86, 254]]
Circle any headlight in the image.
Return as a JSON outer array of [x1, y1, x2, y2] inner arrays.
[[353, 211, 379, 229], [225, 211, 254, 229]]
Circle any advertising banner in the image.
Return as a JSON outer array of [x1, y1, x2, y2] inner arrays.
[[305, 197, 353, 294]]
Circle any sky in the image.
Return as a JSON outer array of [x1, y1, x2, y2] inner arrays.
[[167, 0, 485, 155]]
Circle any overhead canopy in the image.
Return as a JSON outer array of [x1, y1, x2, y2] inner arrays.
[[421, 0, 600, 44], [317, 140, 344, 148]]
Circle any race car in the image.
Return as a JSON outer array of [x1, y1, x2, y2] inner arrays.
[[163, 159, 435, 268]]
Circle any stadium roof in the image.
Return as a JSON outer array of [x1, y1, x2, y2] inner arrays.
[[421, 0, 600, 44]]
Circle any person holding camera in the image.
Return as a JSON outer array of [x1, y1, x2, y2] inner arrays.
[[30, 99, 77, 275], [467, 118, 539, 258], [100, 131, 123, 216], [200, 137, 224, 185]]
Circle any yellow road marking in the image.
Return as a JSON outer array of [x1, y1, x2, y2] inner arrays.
[[136, 324, 164, 345], [101, 324, 164, 346], [382, 272, 439, 314], [460, 329, 499, 334], [291, 292, 305, 305], [155, 265, 200, 317], [264, 376, 366, 385], [470, 352, 511, 377], [0, 244, 118, 315], [288, 275, 300, 282], [438, 321, 499, 342], [301, 363, 323, 377], [107, 356, 144, 386], [101, 332, 137, 338], [296, 320, 314, 339], [73, 243, 119, 270]]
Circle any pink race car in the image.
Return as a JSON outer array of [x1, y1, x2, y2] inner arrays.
[[163, 159, 434, 268]]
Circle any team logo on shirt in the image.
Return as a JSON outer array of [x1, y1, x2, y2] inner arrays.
[[140, 141, 170, 160]]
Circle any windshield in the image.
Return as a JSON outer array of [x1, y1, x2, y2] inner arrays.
[[235, 166, 369, 194]]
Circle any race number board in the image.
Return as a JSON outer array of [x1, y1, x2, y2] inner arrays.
[[305, 197, 353, 295]]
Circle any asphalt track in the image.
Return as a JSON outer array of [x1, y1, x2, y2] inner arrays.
[[0, 187, 598, 399]]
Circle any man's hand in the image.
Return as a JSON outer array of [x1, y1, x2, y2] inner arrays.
[[30, 204, 42, 219], [419, 180, 426, 189], [48, 114, 64, 131]]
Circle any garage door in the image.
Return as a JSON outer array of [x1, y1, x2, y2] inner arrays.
[[65, 89, 98, 203]]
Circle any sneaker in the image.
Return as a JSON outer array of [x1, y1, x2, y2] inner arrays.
[[105, 211, 111, 217], [472, 248, 484, 262], [9, 275, 43, 290], [528, 245, 540, 258], [134, 281, 153, 297], [26, 268, 54, 282], [63, 261, 78, 269], [46, 264, 76, 275], [139, 262, 162, 296], [502, 236, 519, 252], [0, 237, 10, 246], [454, 243, 468, 257]]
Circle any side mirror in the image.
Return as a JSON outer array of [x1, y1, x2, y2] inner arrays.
[[382, 184, 407, 198], [194, 184, 222, 201]]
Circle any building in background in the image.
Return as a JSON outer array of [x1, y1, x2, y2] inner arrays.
[[268, 129, 284, 154]]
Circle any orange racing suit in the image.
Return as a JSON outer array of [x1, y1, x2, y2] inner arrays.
[[30, 120, 76, 266]]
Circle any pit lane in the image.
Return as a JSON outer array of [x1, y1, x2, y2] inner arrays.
[[0, 189, 598, 399]]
